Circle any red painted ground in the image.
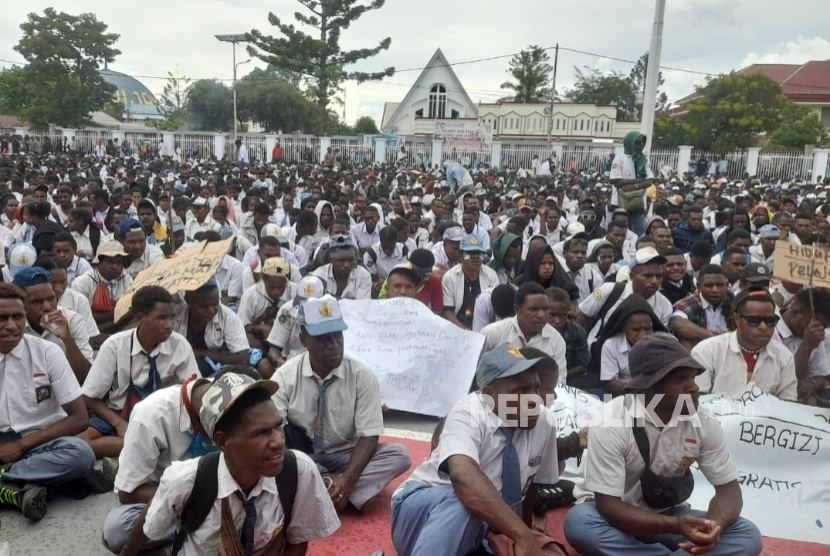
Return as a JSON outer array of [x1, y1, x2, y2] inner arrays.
[[308, 437, 827, 556]]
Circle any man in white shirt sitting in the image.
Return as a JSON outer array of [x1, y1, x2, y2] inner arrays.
[[0, 283, 96, 521], [565, 334, 762, 556], [561, 236, 603, 303], [119, 371, 340, 555], [184, 196, 221, 239], [312, 235, 372, 300], [273, 295, 411, 512], [118, 219, 164, 278], [364, 226, 409, 295], [692, 288, 797, 400], [391, 343, 564, 556]]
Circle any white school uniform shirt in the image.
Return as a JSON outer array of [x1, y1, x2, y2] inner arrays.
[[242, 245, 300, 268], [238, 280, 297, 327], [599, 333, 632, 382], [115, 382, 198, 493], [82, 329, 199, 411], [574, 395, 737, 512], [0, 335, 80, 436], [578, 283, 673, 344], [266, 304, 304, 358], [672, 297, 728, 332], [272, 353, 385, 453], [430, 242, 458, 271], [350, 221, 384, 250], [311, 264, 372, 300], [442, 264, 500, 311], [363, 241, 408, 280], [66, 255, 93, 285], [396, 392, 560, 497], [480, 317, 567, 385], [748, 245, 774, 272], [71, 228, 94, 260], [564, 262, 605, 304], [58, 288, 101, 337], [184, 215, 221, 240], [143, 451, 340, 554], [126, 243, 165, 275], [282, 228, 313, 264], [609, 154, 652, 206], [213, 255, 245, 300], [173, 303, 250, 354], [71, 269, 133, 305], [24, 307, 93, 363], [691, 331, 797, 401], [772, 319, 829, 379]]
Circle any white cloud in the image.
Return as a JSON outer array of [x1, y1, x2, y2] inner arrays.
[[742, 35, 830, 66], [668, 0, 739, 26]]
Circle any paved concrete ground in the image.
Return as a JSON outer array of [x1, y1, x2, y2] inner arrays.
[[0, 412, 439, 556]]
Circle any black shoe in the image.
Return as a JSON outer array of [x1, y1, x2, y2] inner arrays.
[[534, 480, 576, 513], [20, 485, 47, 521], [85, 457, 118, 494]]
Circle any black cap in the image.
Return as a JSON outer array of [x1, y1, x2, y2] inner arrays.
[[625, 335, 705, 391]]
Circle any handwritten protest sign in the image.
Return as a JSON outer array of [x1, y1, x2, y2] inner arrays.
[[434, 120, 493, 151], [114, 238, 233, 321], [688, 387, 830, 545], [773, 239, 830, 288], [339, 298, 484, 417]]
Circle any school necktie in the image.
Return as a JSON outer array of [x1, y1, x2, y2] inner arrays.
[[235, 491, 258, 556], [146, 354, 161, 392], [500, 427, 523, 518], [313, 378, 334, 454]]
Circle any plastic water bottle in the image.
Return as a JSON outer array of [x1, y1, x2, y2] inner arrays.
[[40, 314, 64, 337]]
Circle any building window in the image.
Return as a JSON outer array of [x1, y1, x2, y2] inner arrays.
[[555, 119, 560, 131], [428, 85, 447, 119]]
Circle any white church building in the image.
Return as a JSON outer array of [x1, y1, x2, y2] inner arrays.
[[382, 48, 632, 141]]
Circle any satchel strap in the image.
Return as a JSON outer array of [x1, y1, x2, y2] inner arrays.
[[632, 424, 652, 470]]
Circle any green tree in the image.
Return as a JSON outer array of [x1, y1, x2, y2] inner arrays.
[[101, 99, 125, 122], [159, 71, 191, 125], [566, 67, 635, 120], [0, 9, 120, 127], [769, 104, 830, 149], [680, 72, 791, 151], [353, 115, 379, 134], [629, 52, 668, 118], [184, 80, 233, 131], [652, 113, 693, 149], [246, 0, 394, 123], [500, 45, 553, 103], [236, 68, 317, 133]]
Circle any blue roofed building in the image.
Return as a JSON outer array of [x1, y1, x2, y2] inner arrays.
[[98, 67, 163, 122]]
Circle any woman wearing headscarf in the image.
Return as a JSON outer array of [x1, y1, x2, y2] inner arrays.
[[486, 233, 524, 285], [514, 244, 579, 302], [610, 131, 653, 236]]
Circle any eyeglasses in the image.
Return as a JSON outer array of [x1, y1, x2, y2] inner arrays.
[[463, 252, 483, 260], [737, 313, 779, 328]]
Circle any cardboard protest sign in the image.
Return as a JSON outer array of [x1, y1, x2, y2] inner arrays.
[[773, 239, 830, 288], [114, 238, 233, 321], [339, 298, 484, 417]]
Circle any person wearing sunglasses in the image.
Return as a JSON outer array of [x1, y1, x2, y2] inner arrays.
[[577, 208, 606, 240], [691, 288, 796, 401]]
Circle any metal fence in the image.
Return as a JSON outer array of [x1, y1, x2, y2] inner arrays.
[[178, 133, 216, 159], [561, 144, 615, 173], [74, 129, 112, 154], [443, 144, 492, 168], [690, 150, 748, 178], [123, 132, 162, 156], [405, 140, 433, 168], [756, 150, 814, 181], [277, 135, 319, 164], [500, 142, 548, 170], [649, 149, 680, 177], [330, 136, 364, 165], [226, 135, 268, 164]]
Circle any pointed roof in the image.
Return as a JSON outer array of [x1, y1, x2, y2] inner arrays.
[[384, 48, 477, 126]]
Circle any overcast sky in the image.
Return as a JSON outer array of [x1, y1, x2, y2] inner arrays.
[[2, 0, 829, 126]]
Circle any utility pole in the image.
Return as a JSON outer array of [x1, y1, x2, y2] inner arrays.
[[641, 0, 666, 153], [545, 43, 559, 152]]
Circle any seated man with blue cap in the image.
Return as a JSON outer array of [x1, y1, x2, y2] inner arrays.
[[391, 343, 565, 556], [273, 294, 411, 512]]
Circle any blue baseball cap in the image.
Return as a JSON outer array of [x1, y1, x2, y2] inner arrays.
[[119, 218, 144, 235], [758, 224, 781, 239], [460, 235, 486, 252], [298, 294, 349, 336], [13, 266, 52, 288], [475, 343, 542, 389]]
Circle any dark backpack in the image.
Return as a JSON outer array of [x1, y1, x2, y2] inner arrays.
[[570, 282, 626, 390], [171, 449, 298, 555]]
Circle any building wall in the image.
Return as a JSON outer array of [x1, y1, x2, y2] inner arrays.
[[477, 103, 617, 140]]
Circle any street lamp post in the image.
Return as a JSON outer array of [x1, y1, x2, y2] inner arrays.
[[215, 34, 249, 150], [640, 0, 666, 153]]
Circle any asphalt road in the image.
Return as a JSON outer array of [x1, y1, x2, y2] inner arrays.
[[1, 410, 439, 556]]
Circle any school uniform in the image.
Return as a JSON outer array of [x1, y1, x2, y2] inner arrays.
[[142, 451, 340, 555], [311, 264, 372, 300], [241, 260, 302, 292], [71, 270, 133, 308], [480, 317, 567, 385], [66, 255, 93, 286], [266, 304, 305, 358], [213, 255, 245, 302], [184, 215, 221, 240], [565, 263, 605, 304], [237, 280, 297, 327], [391, 392, 560, 556], [363, 242, 408, 280], [0, 336, 95, 487], [102, 383, 202, 552], [772, 319, 829, 379], [272, 353, 411, 509], [173, 302, 250, 354], [126, 243, 164, 275], [565, 395, 762, 556], [82, 329, 199, 420], [24, 307, 94, 363], [58, 288, 101, 338], [692, 331, 797, 401], [578, 283, 673, 344], [599, 333, 632, 383]]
